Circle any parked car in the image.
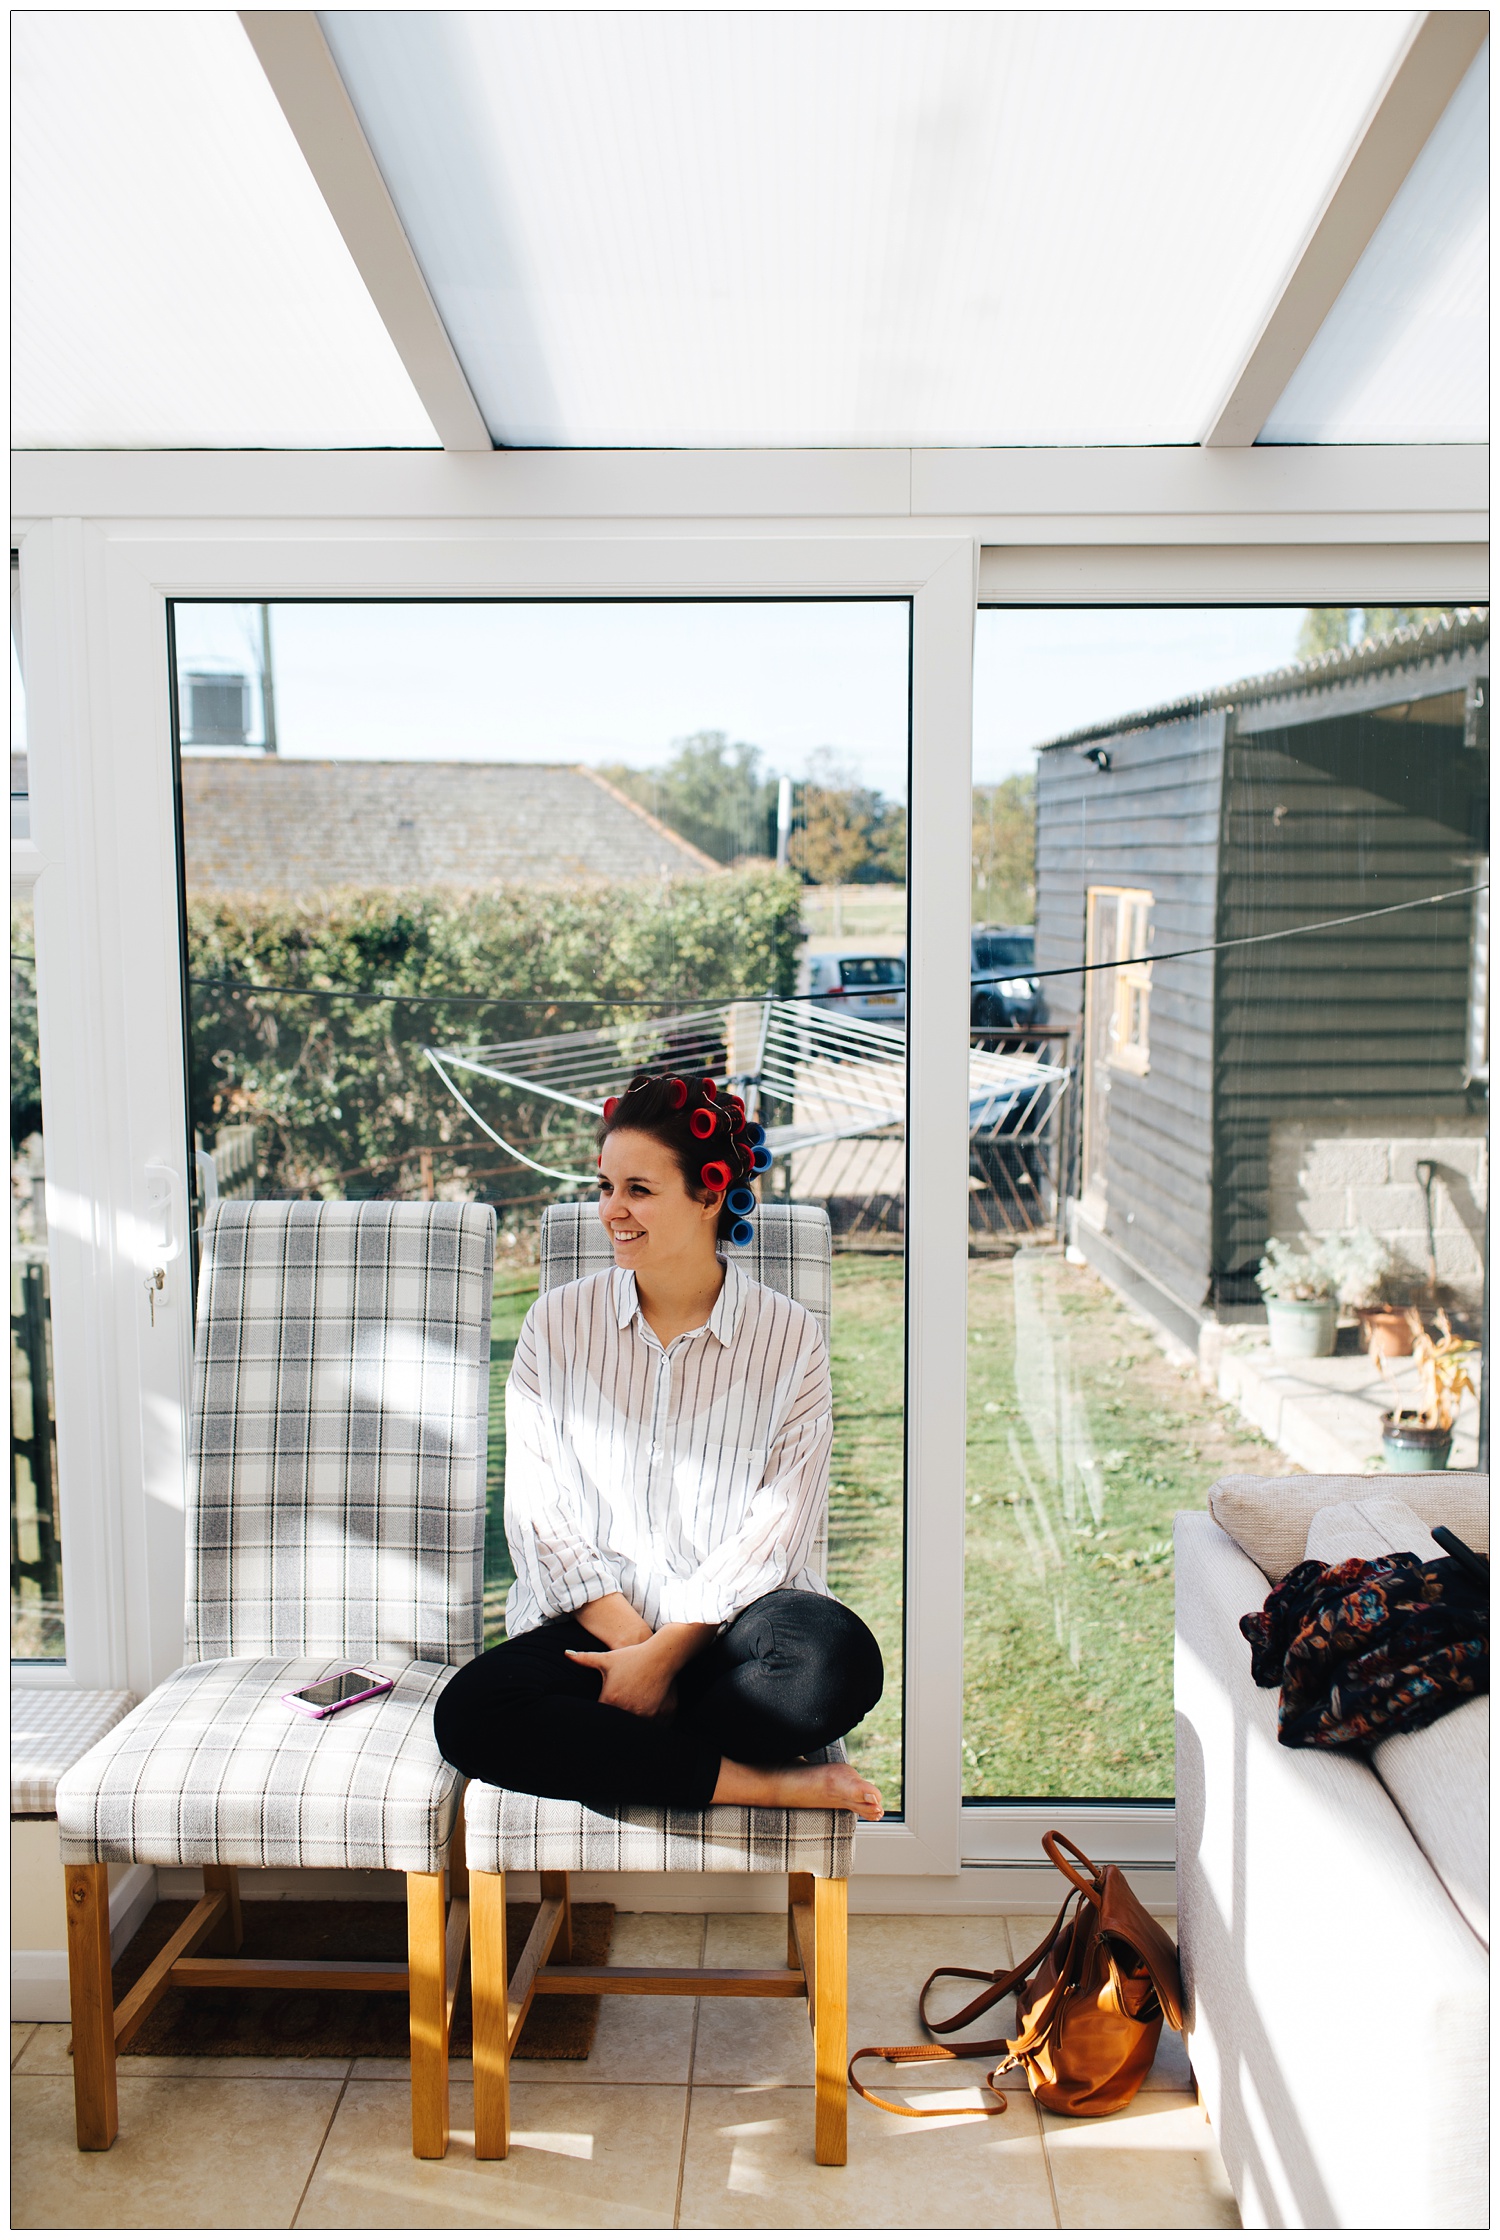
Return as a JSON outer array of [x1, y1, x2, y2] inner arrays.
[[970, 926, 1040, 1032], [805, 950, 906, 1023]]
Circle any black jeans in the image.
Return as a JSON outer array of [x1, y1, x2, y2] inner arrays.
[[433, 1588, 883, 1811]]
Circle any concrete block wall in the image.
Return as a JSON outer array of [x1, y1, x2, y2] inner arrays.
[[1268, 1115, 1487, 1310]]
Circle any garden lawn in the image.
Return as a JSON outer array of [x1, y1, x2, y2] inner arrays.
[[964, 1250, 1287, 1798]]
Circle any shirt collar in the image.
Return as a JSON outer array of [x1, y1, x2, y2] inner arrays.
[[611, 1257, 745, 1346]]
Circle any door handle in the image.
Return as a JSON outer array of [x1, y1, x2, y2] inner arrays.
[[142, 1161, 186, 1322]]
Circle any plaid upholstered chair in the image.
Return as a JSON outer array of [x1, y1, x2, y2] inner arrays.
[[56, 1199, 494, 2160], [464, 1200, 857, 2168]]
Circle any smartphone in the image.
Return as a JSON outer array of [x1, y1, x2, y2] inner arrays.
[[281, 1668, 395, 1720]]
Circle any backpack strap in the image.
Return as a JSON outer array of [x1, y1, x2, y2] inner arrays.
[[916, 1888, 1077, 2054], [847, 2043, 1008, 2119]]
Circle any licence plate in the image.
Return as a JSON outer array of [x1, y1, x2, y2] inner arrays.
[[868, 993, 898, 1006]]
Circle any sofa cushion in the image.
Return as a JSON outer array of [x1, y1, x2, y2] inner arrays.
[[1303, 1492, 1444, 1566], [1373, 1698, 1488, 1950], [1209, 1471, 1488, 1583]]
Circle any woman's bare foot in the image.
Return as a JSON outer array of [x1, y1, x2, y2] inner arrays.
[[712, 1756, 884, 1820]]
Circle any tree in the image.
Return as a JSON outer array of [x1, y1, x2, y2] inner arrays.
[[1295, 607, 1461, 661], [790, 748, 875, 887], [599, 731, 777, 864], [971, 774, 1035, 925]]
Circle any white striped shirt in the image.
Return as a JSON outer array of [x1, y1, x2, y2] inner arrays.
[[503, 1259, 832, 1638]]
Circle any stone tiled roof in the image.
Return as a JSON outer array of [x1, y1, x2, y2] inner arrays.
[[180, 757, 720, 894]]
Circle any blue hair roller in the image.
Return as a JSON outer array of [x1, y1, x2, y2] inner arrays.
[[751, 1144, 773, 1173], [743, 1120, 766, 1147], [729, 1217, 755, 1247], [726, 1185, 756, 1217]]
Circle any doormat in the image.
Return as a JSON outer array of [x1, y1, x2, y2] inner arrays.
[[109, 1898, 615, 2061]]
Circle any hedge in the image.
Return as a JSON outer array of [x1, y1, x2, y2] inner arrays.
[[182, 868, 803, 1202]]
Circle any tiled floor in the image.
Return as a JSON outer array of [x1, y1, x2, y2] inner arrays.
[[12, 1912, 1239, 2231]]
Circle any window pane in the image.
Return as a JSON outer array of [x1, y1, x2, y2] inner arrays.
[[172, 598, 909, 1808], [966, 604, 1489, 1800], [11, 894, 63, 1660]]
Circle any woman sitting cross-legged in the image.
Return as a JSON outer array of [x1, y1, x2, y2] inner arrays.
[[434, 1069, 885, 1821]]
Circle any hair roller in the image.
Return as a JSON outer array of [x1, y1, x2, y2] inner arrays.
[[602, 1095, 619, 1120], [726, 1184, 756, 1217], [742, 1120, 766, 1148], [729, 1217, 755, 1247], [701, 1077, 717, 1098], [700, 1159, 732, 1192], [751, 1144, 773, 1173], [665, 1077, 688, 1110], [689, 1106, 716, 1140]]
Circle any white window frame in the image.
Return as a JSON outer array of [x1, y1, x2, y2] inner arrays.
[[13, 444, 1486, 1895]]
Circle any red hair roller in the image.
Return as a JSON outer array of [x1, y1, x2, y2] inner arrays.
[[701, 1077, 717, 1098], [700, 1160, 731, 1192], [689, 1107, 717, 1139], [602, 1096, 619, 1120], [665, 1077, 688, 1110]]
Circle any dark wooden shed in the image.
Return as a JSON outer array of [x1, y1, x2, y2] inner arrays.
[[1033, 612, 1489, 1348]]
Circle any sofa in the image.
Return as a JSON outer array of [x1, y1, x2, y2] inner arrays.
[[1175, 1472, 1488, 2230]]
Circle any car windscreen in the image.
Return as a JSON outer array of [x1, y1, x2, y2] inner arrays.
[[971, 935, 1034, 974], [839, 957, 905, 987]]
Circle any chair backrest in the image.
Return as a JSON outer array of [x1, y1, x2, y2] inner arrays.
[[538, 1200, 834, 1574], [186, 1199, 496, 1667]]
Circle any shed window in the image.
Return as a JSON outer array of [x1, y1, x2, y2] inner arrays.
[[1111, 891, 1154, 1075]]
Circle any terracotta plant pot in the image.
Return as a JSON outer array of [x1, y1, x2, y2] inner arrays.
[[1380, 1410, 1453, 1473], [1357, 1308, 1415, 1360], [1265, 1297, 1337, 1359]]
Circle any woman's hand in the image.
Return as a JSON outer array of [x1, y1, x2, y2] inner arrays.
[[565, 1634, 678, 1718], [566, 1620, 716, 1720]]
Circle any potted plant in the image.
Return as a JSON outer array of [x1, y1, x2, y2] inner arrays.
[[1381, 1310, 1478, 1471], [1255, 1237, 1339, 1357]]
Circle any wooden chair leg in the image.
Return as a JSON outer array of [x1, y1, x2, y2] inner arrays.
[[812, 1876, 848, 2166], [471, 1869, 510, 2159], [540, 1869, 572, 1961], [64, 1864, 118, 2151], [407, 1870, 450, 2159], [788, 1870, 815, 1982], [202, 1865, 243, 1954]]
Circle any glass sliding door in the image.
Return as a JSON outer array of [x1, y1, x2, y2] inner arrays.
[[965, 603, 1488, 1803], [10, 893, 64, 1661], [170, 596, 911, 1805]]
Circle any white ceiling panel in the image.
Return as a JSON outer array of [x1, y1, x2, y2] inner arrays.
[[1261, 44, 1489, 444], [321, 8, 1419, 448], [12, 12, 437, 448]]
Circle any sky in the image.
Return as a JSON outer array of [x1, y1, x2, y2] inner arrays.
[[167, 598, 1317, 803]]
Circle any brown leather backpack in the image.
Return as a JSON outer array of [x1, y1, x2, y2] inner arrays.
[[849, 1831, 1184, 2120]]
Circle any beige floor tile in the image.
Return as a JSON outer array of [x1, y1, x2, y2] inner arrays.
[[12, 2024, 38, 2068], [13, 2023, 349, 2082], [12, 2072, 342, 2230], [296, 2078, 686, 2231], [694, 1911, 1016, 2091], [679, 2082, 1055, 2229], [1041, 2093, 1239, 2230]]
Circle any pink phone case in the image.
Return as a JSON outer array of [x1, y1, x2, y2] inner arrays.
[[281, 1670, 395, 1720]]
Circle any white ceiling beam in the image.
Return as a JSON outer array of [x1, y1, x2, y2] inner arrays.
[[1201, 9, 1488, 449], [238, 10, 492, 453]]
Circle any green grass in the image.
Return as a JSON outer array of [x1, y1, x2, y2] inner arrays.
[[478, 1246, 1279, 1808], [963, 1252, 1285, 1798]]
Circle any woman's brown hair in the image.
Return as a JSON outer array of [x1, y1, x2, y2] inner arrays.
[[596, 1071, 769, 1243]]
